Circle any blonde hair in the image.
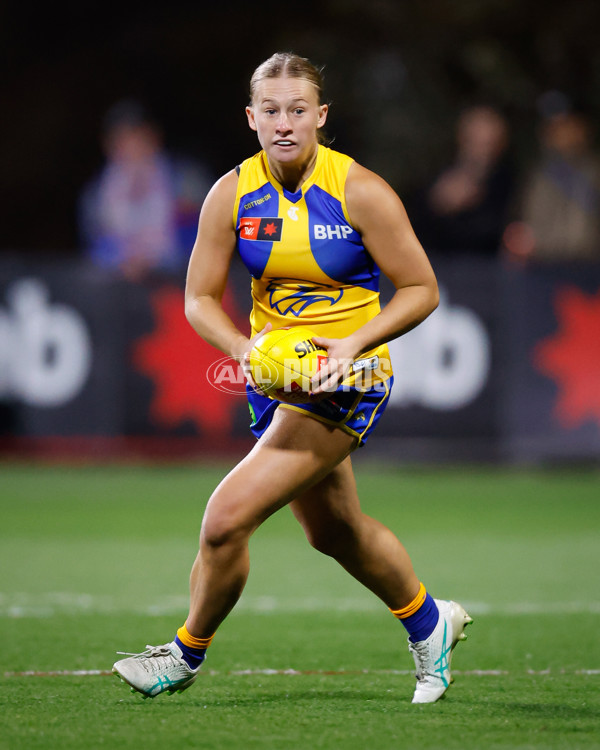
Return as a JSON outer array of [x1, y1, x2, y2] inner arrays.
[[249, 52, 325, 105]]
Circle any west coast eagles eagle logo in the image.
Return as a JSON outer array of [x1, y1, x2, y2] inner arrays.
[[267, 278, 344, 316]]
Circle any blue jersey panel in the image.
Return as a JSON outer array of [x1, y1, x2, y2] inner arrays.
[[305, 185, 380, 291], [237, 184, 280, 279], [282, 185, 303, 204]]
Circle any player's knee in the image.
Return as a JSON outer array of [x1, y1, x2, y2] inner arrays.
[[201, 516, 244, 549], [200, 504, 250, 550]]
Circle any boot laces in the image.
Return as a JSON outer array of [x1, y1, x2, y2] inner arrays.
[[408, 640, 429, 680], [115, 644, 178, 673]]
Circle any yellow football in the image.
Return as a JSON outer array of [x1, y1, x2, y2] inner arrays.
[[248, 327, 328, 401]]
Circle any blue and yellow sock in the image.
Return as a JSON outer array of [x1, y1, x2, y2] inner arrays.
[[174, 624, 214, 669], [390, 583, 439, 643]]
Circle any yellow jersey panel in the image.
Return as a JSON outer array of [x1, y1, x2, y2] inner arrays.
[[233, 145, 392, 386]]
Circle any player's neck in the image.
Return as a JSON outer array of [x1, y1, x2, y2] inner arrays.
[[268, 145, 319, 193]]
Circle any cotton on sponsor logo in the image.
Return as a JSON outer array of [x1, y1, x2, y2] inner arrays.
[[0, 279, 92, 407], [388, 290, 491, 410]]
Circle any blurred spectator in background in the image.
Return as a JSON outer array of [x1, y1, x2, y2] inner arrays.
[[503, 95, 600, 263], [79, 99, 212, 281], [410, 105, 514, 256]]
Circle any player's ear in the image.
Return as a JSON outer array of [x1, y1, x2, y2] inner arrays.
[[246, 106, 258, 132], [317, 104, 328, 129]]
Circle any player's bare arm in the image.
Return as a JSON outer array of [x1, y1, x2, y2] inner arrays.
[[185, 170, 252, 362], [311, 163, 439, 394], [344, 162, 439, 351]]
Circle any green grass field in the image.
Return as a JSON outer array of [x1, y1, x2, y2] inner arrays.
[[1, 461, 599, 749]]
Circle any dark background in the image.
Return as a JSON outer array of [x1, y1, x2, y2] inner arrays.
[[2, 0, 600, 254]]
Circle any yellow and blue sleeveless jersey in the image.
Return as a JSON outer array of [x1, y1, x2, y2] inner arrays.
[[233, 145, 392, 388]]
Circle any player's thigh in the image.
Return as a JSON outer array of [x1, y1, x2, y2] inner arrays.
[[201, 408, 357, 542]]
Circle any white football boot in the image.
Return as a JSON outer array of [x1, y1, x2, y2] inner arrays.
[[408, 599, 472, 703], [113, 641, 200, 698]]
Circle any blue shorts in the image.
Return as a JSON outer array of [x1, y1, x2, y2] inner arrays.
[[246, 377, 393, 448]]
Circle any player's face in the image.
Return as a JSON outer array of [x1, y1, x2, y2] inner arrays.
[[246, 77, 328, 168]]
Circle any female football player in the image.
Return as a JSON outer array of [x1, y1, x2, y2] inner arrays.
[[113, 52, 472, 703]]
